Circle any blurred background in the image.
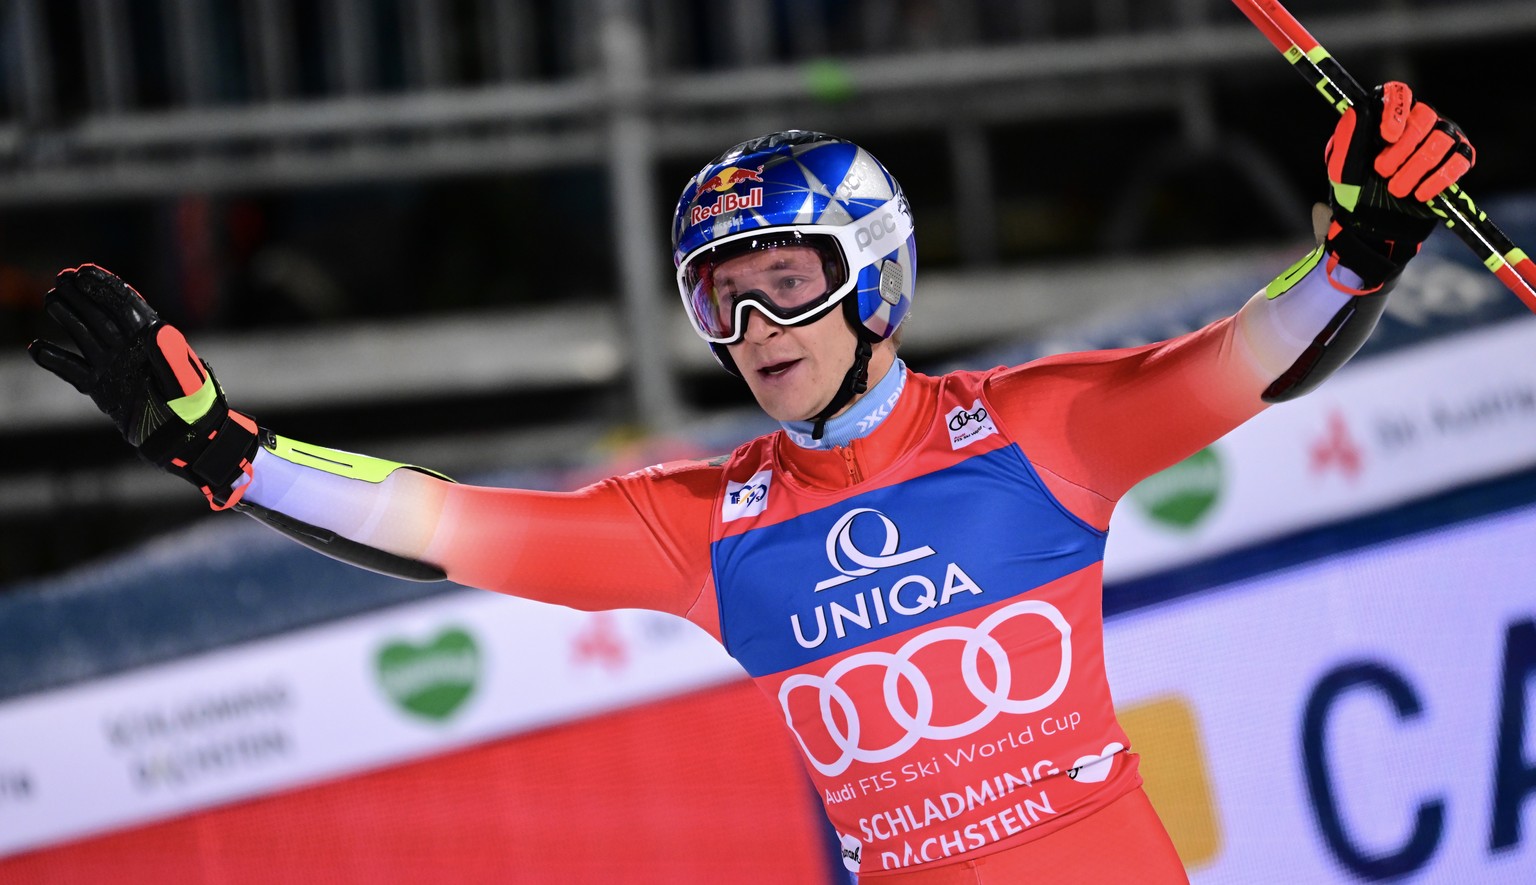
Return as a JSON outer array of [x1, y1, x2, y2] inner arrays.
[[1, 0, 1534, 882], [3, 0, 1535, 581]]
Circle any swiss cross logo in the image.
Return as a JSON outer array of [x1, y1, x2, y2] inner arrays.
[[1310, 411, 1363, 480]]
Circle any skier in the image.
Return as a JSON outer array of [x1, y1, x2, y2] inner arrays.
[[29, 82, 1472, 881]]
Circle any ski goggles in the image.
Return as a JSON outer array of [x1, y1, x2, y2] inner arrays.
[[676, 198, 913, 345]]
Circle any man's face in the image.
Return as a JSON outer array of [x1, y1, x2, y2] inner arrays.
[[717, 246, 893, 424]]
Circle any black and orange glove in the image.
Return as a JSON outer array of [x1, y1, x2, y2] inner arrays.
[[1323, 81, 1475, 292], [28, 265, 262, 510]]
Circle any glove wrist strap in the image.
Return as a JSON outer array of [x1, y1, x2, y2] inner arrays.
[[1325, 220, 1406, 292], [139, 405, 263, 510], [190, 411, 260, 488]]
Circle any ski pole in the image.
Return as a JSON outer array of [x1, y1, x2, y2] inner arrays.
[[1229, 0, 1536, 312]]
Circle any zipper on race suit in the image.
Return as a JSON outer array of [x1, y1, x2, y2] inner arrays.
[[839, 445, 862, 484]]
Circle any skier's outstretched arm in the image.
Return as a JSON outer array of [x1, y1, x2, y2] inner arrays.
[[988, 82, 1474, 518], [28, 266, 717, 618]]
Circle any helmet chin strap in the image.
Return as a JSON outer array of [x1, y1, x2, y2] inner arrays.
[[807, 334, 873, 441]]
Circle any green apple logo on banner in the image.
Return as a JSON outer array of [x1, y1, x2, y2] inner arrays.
[[376, 626, 480, 723], [1128, 447, 1223, 530]]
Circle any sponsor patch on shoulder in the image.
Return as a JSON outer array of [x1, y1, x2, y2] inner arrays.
[[945, 399, 997, 449], [723, 469, 772, 521]]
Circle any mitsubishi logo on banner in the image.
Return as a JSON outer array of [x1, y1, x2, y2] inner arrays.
[[1310, 410, 1364, 481], [572, 612, 628, 672]]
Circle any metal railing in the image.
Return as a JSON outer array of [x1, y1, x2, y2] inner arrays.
[[7, 0, 1531, 200], [2, 0, 1534, 427], [2, 0, 1534, 583]]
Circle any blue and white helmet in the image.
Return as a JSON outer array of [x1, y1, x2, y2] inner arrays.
[[672, 131, 916, 373]]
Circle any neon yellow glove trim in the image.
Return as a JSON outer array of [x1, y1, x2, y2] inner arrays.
[[168, 376, 218, 424], [266, 435, 453, 484], [1267, 244, 1326, 300], [1331, 182, 1361, 213]]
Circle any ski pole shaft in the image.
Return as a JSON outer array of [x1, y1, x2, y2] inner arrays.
[[1230, 0, 1536, 312]]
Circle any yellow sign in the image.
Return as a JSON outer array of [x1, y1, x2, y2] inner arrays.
[[1121, 695, 1221, 869]]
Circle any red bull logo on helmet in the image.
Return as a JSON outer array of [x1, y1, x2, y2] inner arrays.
[[700, 164, 765, 193], [689, 186, 764, 225]]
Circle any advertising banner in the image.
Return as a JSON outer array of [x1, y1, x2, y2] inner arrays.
[[1109, 506, 1536, 883], [4, 306, 1535, 880], [1110, 315, 1536, 581], [0, 593, 744, 857], [8, 501, 1528, 882]]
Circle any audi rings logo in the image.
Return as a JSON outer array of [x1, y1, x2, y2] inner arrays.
[[779, 599, 1073, 776], [814, 508, 936, 592], [948, 405, 988, 433], [946, 398, 998, 450]]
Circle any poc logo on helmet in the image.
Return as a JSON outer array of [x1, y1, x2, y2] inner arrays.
[[855, 213, 899, 252]]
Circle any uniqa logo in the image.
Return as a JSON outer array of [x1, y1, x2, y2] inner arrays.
[[792, 508, 984, 649]]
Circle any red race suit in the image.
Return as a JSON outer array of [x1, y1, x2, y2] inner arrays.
[[237, 249, 1371, 877]]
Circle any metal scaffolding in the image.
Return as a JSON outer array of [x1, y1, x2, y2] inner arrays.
[[3, 1, 1532, 196], [3, 0, 1535, 577], [2, 0, 1534, 430]]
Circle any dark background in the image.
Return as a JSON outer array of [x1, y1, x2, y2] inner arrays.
[[2, 0, 1532, 586]]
